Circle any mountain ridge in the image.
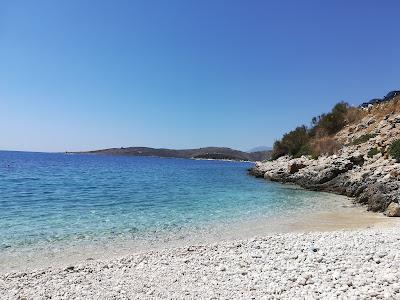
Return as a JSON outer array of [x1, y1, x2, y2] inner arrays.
[[68, 146, 272, 162]]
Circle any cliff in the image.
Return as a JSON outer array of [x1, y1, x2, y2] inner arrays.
[[250, 94, 400, 216]]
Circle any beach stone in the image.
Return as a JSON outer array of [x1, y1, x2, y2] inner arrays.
[[3, 226, 400, 299], [385, 202, 400, 217]]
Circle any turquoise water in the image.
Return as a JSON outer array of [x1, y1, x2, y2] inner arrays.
[[0, 151, 345, 253]]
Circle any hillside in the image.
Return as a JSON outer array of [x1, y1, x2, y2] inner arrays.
[[250, 91, 400, 216], [69, 146, 271, 162]]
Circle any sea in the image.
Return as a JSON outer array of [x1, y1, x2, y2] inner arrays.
[[0, 151, 358, 271]]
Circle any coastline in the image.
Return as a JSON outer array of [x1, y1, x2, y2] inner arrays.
[[248, 109, 400, 216], [67, 151, 253, 163], [2, 194, 398, 269], [0, 187, 388, 274], [0, 191, 392, 274], [3, 220, 400, 299], [4, 133, 400, 298], [2, 171, 399, 298], [66, 146, 272, 162], [249, 152, 400, 215]]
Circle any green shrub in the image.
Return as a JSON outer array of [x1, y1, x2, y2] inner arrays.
[[271, 140, 287, 160], [311, 102, 350, 136], [271, 102, 351, 159], [294, 143, 314, 158], [389, 139, 400, 162], [271, 126, 310, 159], [367, 148, 379, 158], [351, 133, 377, 146]]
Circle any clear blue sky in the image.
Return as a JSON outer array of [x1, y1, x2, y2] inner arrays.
[[1, 0, 399, 152]]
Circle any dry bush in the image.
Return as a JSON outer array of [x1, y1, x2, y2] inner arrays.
[[345, 107, 364, 125], [311, 102, 349, 136], [366, 96, 400, 119], [311, 136, 342, 156], [313, 126, 330, 139]]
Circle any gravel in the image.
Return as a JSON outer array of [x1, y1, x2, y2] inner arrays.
[[2, 226, 400, 299]]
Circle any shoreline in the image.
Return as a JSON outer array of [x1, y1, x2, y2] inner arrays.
[[1, 194, 397, 274], [3, 222, 400, 298], [67, 151, 254, 163], [2, 182, 399, 298], [249, 153, 400, 215], [65, 146, 271, 162], [248, 111, 400, 215]]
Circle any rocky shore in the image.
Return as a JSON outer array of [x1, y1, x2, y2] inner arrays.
[[2, 226, 400, 299], [4, 96, 399, 299], [250, 112, 400, 216]]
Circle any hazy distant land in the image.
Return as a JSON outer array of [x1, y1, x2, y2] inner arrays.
[[68, 146, 272, 161]]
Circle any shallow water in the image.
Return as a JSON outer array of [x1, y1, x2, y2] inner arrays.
[[0, 151, 385, 271]]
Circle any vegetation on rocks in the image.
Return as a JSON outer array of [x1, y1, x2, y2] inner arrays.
[[253, 92, 400, 214], [389, 139, 400, 162], [71, 146, 271, 162], [310, 136, 341, 158], [271, 126, 310, 159], [272, 102, 360, 159], [352, 133, 377, 146], [310, 102, 351, 136], [367, 147, 379, 158]]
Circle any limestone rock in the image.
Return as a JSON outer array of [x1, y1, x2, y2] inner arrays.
[[288, 162, 306, 174], [249, 111, 400, 215], [385, 202, 400, 217]]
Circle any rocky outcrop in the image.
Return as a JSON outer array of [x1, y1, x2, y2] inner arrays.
[[288, 162, 306, 174], [386, 202, 400, 217], [250, 112, 400, 214]]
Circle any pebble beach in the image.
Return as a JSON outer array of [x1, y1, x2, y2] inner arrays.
[[2, 224, 400, 299]]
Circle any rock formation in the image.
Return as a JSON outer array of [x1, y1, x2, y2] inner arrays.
[[250, 98, 400, 215]]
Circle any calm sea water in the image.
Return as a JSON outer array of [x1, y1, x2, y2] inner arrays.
[[0, 151, 348, 254]]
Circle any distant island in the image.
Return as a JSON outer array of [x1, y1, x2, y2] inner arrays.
[[248, 146, 272, 152], [68, 146, 272, 162]]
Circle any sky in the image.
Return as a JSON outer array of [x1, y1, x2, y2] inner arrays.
[[0, 0, 399, 152]]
